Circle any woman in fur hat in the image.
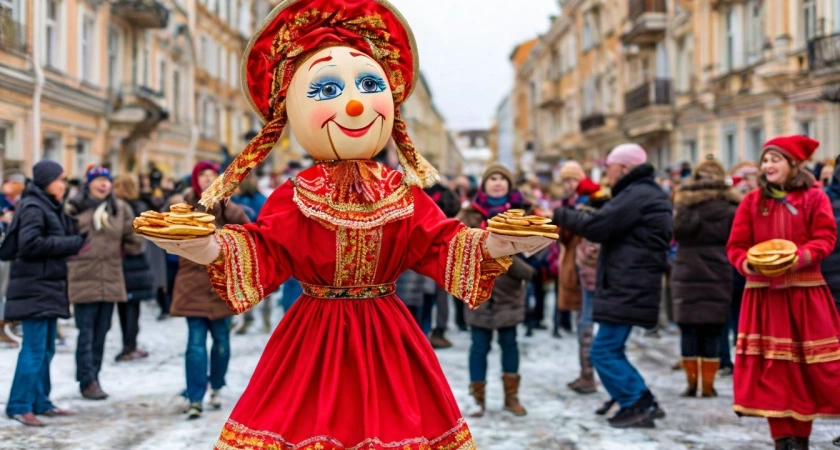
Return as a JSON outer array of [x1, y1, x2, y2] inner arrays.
[[727, 136, 840, 449], [671, 158, 741, 398]]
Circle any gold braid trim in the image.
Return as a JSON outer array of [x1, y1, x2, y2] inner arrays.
[[445, 228, 512, 309], [733, 405, 840, 420], [208, 225, 265, 314]]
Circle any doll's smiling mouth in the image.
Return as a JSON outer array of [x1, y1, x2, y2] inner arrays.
[[324, 115, 384, 138]]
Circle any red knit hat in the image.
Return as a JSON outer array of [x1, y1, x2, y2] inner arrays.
[[761, 135, 820, 163]]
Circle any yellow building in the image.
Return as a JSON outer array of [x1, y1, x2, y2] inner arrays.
[[400, 71, 460, 176], [0, 0, 273, 182]]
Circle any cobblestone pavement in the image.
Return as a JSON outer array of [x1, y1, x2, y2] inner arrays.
[[0, 300, 838, 449]]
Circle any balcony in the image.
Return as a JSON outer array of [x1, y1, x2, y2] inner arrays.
[[624, 79, 672, 113], [111, 0, 169, 29], [0, 9, 26, 53], [108, 85, 169, 133], [622, 79, 674, 138], [580, 114, 606, 132], [808, 33, 840, 72], [539, 80, 563, 108], [622, 0, 666, 45]]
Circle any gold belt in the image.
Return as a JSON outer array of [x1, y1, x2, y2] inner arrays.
[[301, 283, 396, 299]]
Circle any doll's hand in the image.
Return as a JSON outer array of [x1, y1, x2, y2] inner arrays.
[[143, 234, 221, 265], [741, 260, 759, 276], [485, 233, 553, 258]]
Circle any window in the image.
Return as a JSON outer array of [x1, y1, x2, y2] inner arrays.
[[74, 139, 90, 176], [107, 26, 121, 92], [582, 13, 594, 51], [725, 9, 736, 72], [45, 0, 60, 68], [238, 0, 251, 36], [582, 79, 595, 115], [676, 35, 694, 92], [835, 0, 840, 33], [80, 12, 95, 82], [746, 125, 764, 162], [683, 140, 698, 164], [746, 1, 765, 64], [142, 38, 150, 86], [159, 59, 166, 93], [723, 130, 738, 168], [567, 35, 577, 70], [230, 52, 238, 87], [799, 120, 814, 137], [803, 0, 817, 43], [172, 69, 181, 121], [43, 134, 61, 162]]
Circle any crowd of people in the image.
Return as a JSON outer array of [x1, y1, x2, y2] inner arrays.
[[1, 136, 839, 449]]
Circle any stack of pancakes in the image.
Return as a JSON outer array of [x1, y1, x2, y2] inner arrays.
[[747, 239, 798, 277], [486, 209, 559, 240], [133, 203, 216, 240]]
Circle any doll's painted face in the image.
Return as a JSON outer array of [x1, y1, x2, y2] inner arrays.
[[286, 46, 395, 161]]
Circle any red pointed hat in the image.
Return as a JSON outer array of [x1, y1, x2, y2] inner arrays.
[[200, 0, 436, 209], [761, 135, 820, 163]]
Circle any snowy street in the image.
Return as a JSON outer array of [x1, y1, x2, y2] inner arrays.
[[1, 295, 839, 450]]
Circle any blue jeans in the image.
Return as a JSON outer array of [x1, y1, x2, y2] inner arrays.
[[185, 317, 231, 403], [469, 326, 519, 382], [6, 319, 56, 416], [577, 289, 595, 335], [280, 279, 302, 312], [590, 322, 649, 408]]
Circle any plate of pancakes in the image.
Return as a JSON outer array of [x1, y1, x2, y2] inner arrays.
[[486, 209, 559, 240], [747, 239, 798, 277], [133, 203, 216, 240]]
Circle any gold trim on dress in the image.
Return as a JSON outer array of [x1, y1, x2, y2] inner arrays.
[[301, 283, 396, 299], [208, 226, 266, 314], [733, 404, 840, 421], [736, 333, 840, 364], [445, 228, 512, 309]]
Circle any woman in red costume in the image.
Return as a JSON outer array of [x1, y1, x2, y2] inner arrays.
[[727, 135, 840, 450], [145, 1, 551, 448]]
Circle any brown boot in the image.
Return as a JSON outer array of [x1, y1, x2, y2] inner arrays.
[[430, 329, 453, 349], [468, 381, 486, 418], [700, 358, 719, 397], [568, 375, 597, 394], [502, 373, 527, 416], [81, 381, 108, 400], [569, 328, 597, 394], [680, 358, 699, 397]]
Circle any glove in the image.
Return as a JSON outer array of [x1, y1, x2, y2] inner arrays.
[[142, 234, 221, 265], [485, 233, 554, 259]]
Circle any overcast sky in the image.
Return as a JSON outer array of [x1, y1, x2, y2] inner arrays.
[[388, 1, 559, 131]]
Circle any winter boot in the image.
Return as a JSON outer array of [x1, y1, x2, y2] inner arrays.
[[790, 437, 809, 450], [235, 319, 251, 335], [8, 412, 44, 427], [569, 328, 597, 394], [595, 399, 616, 416], [468, 382, 486, 418], [430, 329, 453, 349], [81, 381, 108, 400], [187, 402, 203, 420], [774, 438, 793, 450], [680, 358, 699, 397], [607, 391, 655, 428], [209, 389, 222, 410], [502, 374, 527, 416], [700, 358, 720, 398]]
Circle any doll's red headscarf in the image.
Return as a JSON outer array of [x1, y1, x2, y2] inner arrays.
[[200, 0, 438, 209]]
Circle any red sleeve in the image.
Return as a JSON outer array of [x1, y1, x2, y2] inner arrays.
[[406, 187, 511, 309], [207, 183, 295, 314], [795, 188, 837, 269], [727, 192, 755, 276]]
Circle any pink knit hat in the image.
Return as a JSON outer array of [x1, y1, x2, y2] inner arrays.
[[606, 143, 647, 167]]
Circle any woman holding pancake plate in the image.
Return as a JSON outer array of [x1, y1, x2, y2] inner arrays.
[[726, 135, 840, 449], [134, 0, 553, 448]]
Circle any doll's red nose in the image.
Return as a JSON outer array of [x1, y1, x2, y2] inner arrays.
[[346, 100, 364, 117]]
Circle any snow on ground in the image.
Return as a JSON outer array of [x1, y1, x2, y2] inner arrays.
[[1, 294, 839, 450]]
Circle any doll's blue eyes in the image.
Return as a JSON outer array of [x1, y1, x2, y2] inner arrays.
[[307, 74, 386, 101]]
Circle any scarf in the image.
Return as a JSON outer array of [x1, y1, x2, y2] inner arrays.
[[768, 186, 798, 215], [471, 190, 528, 222]]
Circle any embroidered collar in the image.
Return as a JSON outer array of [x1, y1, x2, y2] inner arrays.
[[293, 160, 414, 229]]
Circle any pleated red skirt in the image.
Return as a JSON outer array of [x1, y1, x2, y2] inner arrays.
[[734, 285, 840, 420], [215, 295, 475, 450]]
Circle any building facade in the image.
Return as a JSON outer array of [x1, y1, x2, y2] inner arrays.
[[511, 0, 840, 174], [0, 0, 275, 181]]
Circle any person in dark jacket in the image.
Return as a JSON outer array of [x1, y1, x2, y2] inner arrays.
[[232, 173, 271, 334], [4, 160, 85, 426], [670, 158, 741, 399], [112, 174, 155, 361], [822, 157, 840, 312], [553, 144, 672, 428], [458, 163, 535, 418]]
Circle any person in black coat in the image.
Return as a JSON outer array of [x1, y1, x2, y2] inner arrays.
[[821, 158, 840, 312], [553, 144, 672, 428], [112, 174, 154, 361], [670, 159, 740, 399], [3, 160, 85, 426]]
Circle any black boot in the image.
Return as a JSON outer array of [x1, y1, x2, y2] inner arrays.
[[595, 398, 616, 415], [607, 392, 656, 428], [790, 437, 809, 450], [774, 438, 792, 450]]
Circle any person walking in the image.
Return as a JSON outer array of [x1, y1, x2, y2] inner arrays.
[[231, 174, 270, 334], [727, 136, 840, 449], [112, 174, 156, 361], [671, 158, 740, 398], [66, 166, 142, 400], [422, 182, 461, 348], [458, 163, 536, 417], [169, 161, 249, 419], [821, 155, 840, 311], [552, 144, 672, 428], [3, 161, 86, 425]]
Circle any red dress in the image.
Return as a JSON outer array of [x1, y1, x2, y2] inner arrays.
[[727, 186, 840, 420], [207, 161, 509, 450]]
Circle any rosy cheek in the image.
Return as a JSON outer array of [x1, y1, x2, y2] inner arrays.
[[371, 95, 394, 117], [310, 104, 338, 128]]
